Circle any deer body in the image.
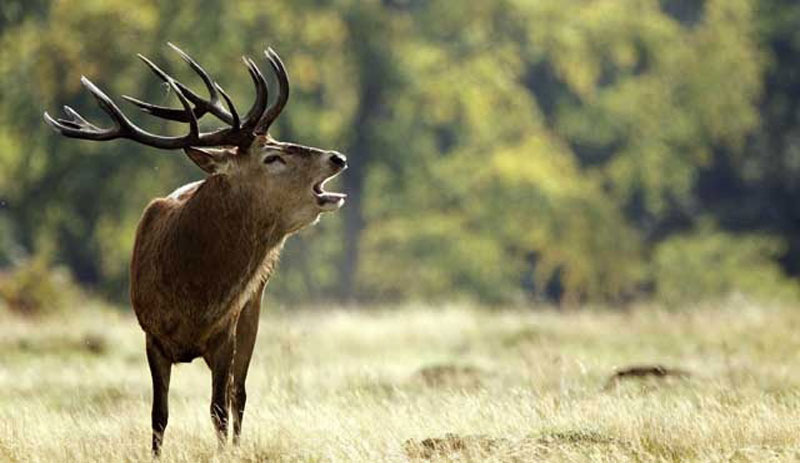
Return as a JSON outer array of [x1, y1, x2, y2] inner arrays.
[[44, 44, 346, 454], [131, 176, 283, 362]]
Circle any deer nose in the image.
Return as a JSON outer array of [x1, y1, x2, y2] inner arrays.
[[329, 152, 347, 169]]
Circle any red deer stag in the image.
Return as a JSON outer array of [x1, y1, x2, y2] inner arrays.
[[44, 44, 346, 455]]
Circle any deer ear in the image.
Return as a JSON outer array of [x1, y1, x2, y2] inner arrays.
[[183, 147, 236, 174]]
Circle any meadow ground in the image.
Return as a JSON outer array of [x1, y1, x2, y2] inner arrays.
[[1, 299, 800, 462]]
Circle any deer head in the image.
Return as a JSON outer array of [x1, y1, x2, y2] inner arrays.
[[44, 44, 346, 231]]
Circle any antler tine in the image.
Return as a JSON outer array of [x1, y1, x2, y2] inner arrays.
[[80, 76, 131, 128], [254, 48, 290, 135], [44, 104, 101, 138], [122, 44, 235, 125], [51, 107, 93, 131], [164, 78, 200, 143], [167, 42, 219, 101], [43, 77, 130, 141], [63, 106, 99, 130], [44, 110, 109, 140], [51, 118, 82, 130], [167, 42, 235, 124], [239, 56, 270, 133], [215, 82, 240, 130], [120, 93, 192, 122]]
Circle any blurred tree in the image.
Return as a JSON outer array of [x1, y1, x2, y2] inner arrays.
[[337, 1, 402, 301], [653, 222, 798, 304], [0, 0, 796, 306], [699, 0, 800, 274]]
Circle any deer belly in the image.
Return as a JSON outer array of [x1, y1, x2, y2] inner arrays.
[[131, 273, 259, 363], [134, 300, 242, 363]]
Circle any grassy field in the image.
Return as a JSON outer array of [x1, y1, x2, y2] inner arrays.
[[1, 299, 800, 462]]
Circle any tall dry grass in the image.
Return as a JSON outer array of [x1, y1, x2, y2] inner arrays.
[[1, 299, 799, 462]]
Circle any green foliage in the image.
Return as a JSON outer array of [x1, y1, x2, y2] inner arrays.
[[0, 255, 84, 316], [520, 0, 763, 213], [653, 225, 798, 304], [0, 0, 797, 305]]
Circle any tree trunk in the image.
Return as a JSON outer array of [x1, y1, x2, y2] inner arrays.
[[338, 5, 393, 302]]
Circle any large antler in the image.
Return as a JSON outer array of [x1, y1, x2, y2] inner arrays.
[[254, 48, 289, 136], [43, 44, 290, 150]]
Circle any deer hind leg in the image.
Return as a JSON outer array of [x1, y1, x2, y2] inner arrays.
[[146, 336, 172, 457], [231, 283, 265, 444], [205, 330, 236, 446]]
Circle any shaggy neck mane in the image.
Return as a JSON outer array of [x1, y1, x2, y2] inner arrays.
[[165, 175, 287, 316]]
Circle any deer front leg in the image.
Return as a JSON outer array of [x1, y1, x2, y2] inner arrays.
[[231, 283, 265, 444], [205, 331, 236, 445], [146, 336, 172, 457]]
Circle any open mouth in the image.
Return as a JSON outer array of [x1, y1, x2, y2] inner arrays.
[[312, 175, 346, 210]]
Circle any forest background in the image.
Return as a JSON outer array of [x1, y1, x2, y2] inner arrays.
[[2, 0, 799, 311]]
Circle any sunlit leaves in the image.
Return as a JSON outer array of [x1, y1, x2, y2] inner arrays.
[[0, 0, 783, 304], [654, 223, 798, 304]]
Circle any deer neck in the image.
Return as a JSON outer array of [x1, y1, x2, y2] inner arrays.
[[176, 175, 287, 306]]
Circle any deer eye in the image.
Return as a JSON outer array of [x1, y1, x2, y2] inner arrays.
[[263, 155, 285, 165]]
